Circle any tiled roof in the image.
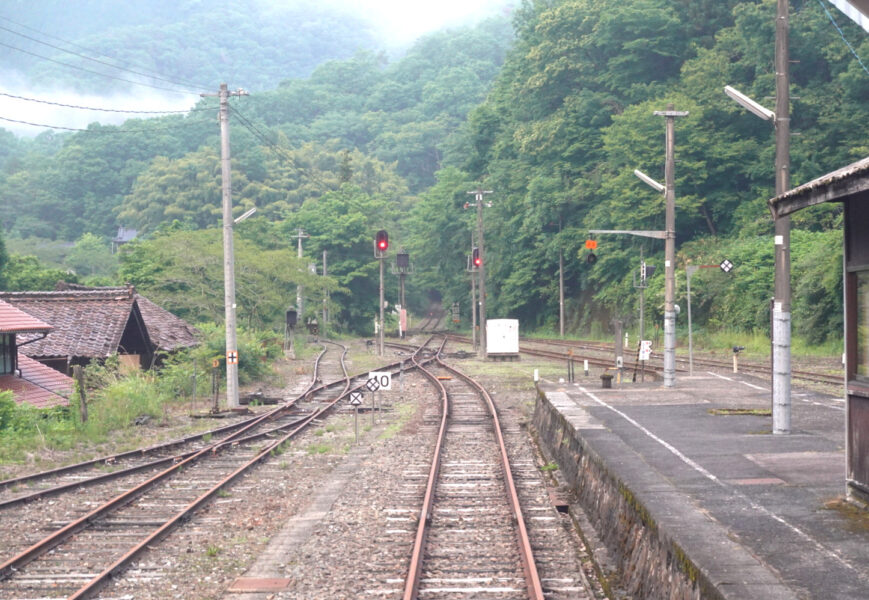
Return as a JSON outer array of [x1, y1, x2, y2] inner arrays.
[[0, 286, 198, 358], [0, 354, 72, 408], [1, 289, 137, 358], [135, 296, 199, 352], [0, 299, 53, 334]]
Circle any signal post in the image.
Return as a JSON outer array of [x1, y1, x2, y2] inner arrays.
[[375, 230, 389, 356]]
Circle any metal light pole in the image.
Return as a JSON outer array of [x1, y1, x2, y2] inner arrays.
[[686, 265, 699, 376], [201, 83, 248, 409], [654, 104, 689, 388]]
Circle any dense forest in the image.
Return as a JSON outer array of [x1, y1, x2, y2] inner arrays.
[[1, 0, 867, 345]]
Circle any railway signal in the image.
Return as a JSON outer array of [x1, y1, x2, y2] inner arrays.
[[472, 247, 481, 268], [375, 229, 389, 253]]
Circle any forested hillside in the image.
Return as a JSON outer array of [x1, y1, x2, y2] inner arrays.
[[1, 0, 866, 343], [0, 0, 379, 92]]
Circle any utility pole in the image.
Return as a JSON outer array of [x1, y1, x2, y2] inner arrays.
[[654, 104, 688, 388], [773, 0, 792, 434], [293, 228, 309, 321], [559, 217, 565, 338], [201, 83, 248, 409], [467, 188, 493, 358], [322, 249, 328, 326]]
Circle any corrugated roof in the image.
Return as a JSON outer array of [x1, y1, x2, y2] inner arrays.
[[769, 156, 869, 218], [0, 354, 72, 408], [0, 299, 53, 334]]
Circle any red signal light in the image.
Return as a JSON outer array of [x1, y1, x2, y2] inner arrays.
[[375, 230, 389, 252], [585, 239, 598, 250], [472, 247, 481, 267]]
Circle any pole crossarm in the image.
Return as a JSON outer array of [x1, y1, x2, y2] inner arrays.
[[588, 229, 666, 240]]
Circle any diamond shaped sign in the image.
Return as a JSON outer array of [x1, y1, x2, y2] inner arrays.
[[365, 378, 380, 392], [720, 259, 734, 273]]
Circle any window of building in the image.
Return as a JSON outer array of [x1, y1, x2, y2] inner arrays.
[[0, 334, 14, 375]]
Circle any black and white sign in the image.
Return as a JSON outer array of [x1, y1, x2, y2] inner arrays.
[[367, 371, 392, 391], [720, 259, 734, 273], [349, 391, 363, 406]]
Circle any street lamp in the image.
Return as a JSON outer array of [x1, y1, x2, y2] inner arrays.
[[634, 169, 665, 193], [724, 4, 791, 435], [724, 86, 775, 121]]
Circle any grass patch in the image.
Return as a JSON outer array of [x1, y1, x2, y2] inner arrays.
[[708, 408, 771, 416], [306, 442, 331, 455]]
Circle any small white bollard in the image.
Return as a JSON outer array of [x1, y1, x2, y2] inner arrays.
[[584, 359, 589, 376], [533, 368, 539, 382]]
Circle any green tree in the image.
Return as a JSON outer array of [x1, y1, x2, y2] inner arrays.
[[64, 233, 117, 279]]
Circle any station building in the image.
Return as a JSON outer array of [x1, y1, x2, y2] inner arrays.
[[769, 155, 869, 503]]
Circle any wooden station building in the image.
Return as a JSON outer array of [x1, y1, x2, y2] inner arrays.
[[769, 155, 869, 503]]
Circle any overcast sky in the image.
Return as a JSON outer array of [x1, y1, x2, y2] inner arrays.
[[344, 0, 511, 44], [0, 0, 513, 137]]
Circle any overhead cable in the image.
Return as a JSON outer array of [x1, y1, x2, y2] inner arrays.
[[0, 90, 211, 114], [0, 40, 200, 96], [0, 19, 211, 93]]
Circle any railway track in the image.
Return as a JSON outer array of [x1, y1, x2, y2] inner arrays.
[[402, 336, 545, 599], [519, 336, 843, 386], [0, 339, 426, 600]]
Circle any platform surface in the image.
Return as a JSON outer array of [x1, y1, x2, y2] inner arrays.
[[540, 370, 869, 598]]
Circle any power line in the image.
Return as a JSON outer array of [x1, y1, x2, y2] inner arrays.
[[0, 113, 213, 134], [0, 90, 211, 115], [0, 17, 211, 93], [815, 0, 869, 77], [0, 40, 199, 96]]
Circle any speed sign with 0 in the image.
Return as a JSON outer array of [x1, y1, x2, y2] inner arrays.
[[367, 371, 392, 391]]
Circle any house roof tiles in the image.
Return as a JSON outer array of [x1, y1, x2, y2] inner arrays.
[[0, 299, 53, 334], [0, 354, 72, 408], [0, 285, 198, 359]]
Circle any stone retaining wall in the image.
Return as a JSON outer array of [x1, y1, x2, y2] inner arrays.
[[533, 386, 721, 600]]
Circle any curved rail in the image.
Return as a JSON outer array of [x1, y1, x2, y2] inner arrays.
[[0, 340, 355, 598], [402, 336, 544, 600]]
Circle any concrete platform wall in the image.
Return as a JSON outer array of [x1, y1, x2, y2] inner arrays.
[[533, 386, 719, 600]]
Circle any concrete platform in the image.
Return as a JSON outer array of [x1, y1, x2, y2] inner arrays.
[[534, 371, 868, 599]]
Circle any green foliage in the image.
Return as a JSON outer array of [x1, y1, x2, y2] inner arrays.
[[1, 255, 77, 291], [118, 227, 338, 331], [64, 233, 117, 278]]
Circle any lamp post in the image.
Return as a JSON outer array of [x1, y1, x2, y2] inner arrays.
[[723, 0, 791, 434], [653, 105, 689, 388]]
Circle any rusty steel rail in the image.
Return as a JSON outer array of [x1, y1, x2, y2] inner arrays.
[[0, 341, 349, 596], [0, 343, 337, 497], [402, 336, 545, 600], [0, 338, 436, 599]]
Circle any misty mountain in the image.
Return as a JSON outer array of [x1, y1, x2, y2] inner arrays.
[[0, 0, 380, 93]]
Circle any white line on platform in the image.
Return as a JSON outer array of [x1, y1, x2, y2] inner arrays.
[[577, 386, 865, 579]]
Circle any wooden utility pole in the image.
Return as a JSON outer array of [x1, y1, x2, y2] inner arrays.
[[773, 0, 792, 434], [201, 83, 248, 409]]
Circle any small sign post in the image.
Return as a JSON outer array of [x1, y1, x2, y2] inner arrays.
[[366, 376, 380, 426], [349, 391, 364, 443]]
